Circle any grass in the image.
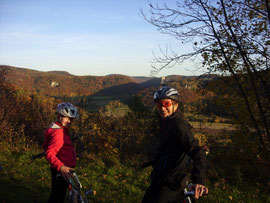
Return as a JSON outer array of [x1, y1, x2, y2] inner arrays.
[[0, 128, 270, 202], [190, 121, 234, 130], [0, 148, 51, 203], [105, 105, 130, 117], [75, 156, 150, 203], [0, 146, 150, 203], [69, 95, 116, 112]]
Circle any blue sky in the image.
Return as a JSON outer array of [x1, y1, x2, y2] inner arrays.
[[0, 0, 200, 77]]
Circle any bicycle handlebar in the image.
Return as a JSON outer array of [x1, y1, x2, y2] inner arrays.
[[184, 186, 207, 199], [31, 152, 45, 160], [69, 169, 75, 174], [184, 191, 195, 197]]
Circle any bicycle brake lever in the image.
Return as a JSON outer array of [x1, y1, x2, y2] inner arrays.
[[69, 169, 75, 173]]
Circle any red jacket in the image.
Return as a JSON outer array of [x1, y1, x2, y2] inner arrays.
[[43, 121, 76, 171]]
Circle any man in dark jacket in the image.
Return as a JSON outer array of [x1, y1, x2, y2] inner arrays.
[[142, 87, 208, 202]]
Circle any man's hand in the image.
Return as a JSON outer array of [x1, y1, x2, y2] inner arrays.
[[59, 165, 74, 180], [192, 184, 208, 199]]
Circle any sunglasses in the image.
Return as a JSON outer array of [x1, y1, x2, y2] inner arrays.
[[156, 100, 176, 108]]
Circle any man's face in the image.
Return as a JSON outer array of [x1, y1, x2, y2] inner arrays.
[[156, 99, 178, 118], [59, 116, 73, 128]]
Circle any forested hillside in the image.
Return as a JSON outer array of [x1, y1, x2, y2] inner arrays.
[[0, 65, 140, 97], [0, 65, 212, 110], [0, 65, 227, 117], [1, 66, 209, 99]]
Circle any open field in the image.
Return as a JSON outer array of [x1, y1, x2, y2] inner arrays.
[[105, 105, 130, 117], [70, 95, 115, 112], [190, 121, 234, 130]]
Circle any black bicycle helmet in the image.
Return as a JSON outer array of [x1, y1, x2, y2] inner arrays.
[[154, 86, 179, 102]]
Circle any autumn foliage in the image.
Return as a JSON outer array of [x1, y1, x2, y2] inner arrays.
[[0, 68, 157, 165], [0, 65, 135, 97]]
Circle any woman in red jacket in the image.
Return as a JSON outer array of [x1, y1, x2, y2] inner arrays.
[[43, 102, 78, 203]]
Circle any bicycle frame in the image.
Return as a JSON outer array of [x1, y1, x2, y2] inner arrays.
[[67, 170, 92, 203], [183, 187, 194, 203]]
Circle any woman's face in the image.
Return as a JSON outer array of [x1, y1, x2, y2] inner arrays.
[[58, 115, 73, 128], [156, 99, 178, 118]]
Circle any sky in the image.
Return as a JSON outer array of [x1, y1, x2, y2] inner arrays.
[[0, 0, 202, 77]]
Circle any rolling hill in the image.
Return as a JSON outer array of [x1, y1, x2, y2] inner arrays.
[[0, 65, 160, 97], [0, 65, 217, 111]]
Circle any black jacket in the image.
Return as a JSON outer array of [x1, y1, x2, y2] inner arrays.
[[151, 112, 206, 189]]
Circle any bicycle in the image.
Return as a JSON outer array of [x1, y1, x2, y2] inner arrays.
[[184, 182, 209, 203], [182, 184, 197, 203], [65, 169, 94, 203], [141, 162, 207, 203], [30, 135, 93, 202]]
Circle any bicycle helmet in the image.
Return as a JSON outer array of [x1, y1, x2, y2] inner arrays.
[[154, 86, 179, 102], [56, 102, 78, 118]]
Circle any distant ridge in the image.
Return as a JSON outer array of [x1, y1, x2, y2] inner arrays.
[[0, 65, 159, 97], [130, 76, 157, 83], [0, 65, 215, 105], [47, 71, 73, 76], [0, 65, 72, 76]]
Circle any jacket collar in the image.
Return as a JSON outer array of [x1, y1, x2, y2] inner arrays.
[[54, 121, 64, 129]]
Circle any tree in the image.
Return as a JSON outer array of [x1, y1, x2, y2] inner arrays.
[[141, 0, 270, 152], [128, 95, 151, 118]]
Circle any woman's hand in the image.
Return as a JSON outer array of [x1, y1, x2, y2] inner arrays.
[[59, 165, 74, 180], [193, 184, 208, 199]]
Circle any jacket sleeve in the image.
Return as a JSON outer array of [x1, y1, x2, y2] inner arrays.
[[44, 129, 65, 171], [181, 122, 206, 185]]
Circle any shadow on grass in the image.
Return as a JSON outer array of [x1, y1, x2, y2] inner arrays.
[[0, 176, 50, 203]]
